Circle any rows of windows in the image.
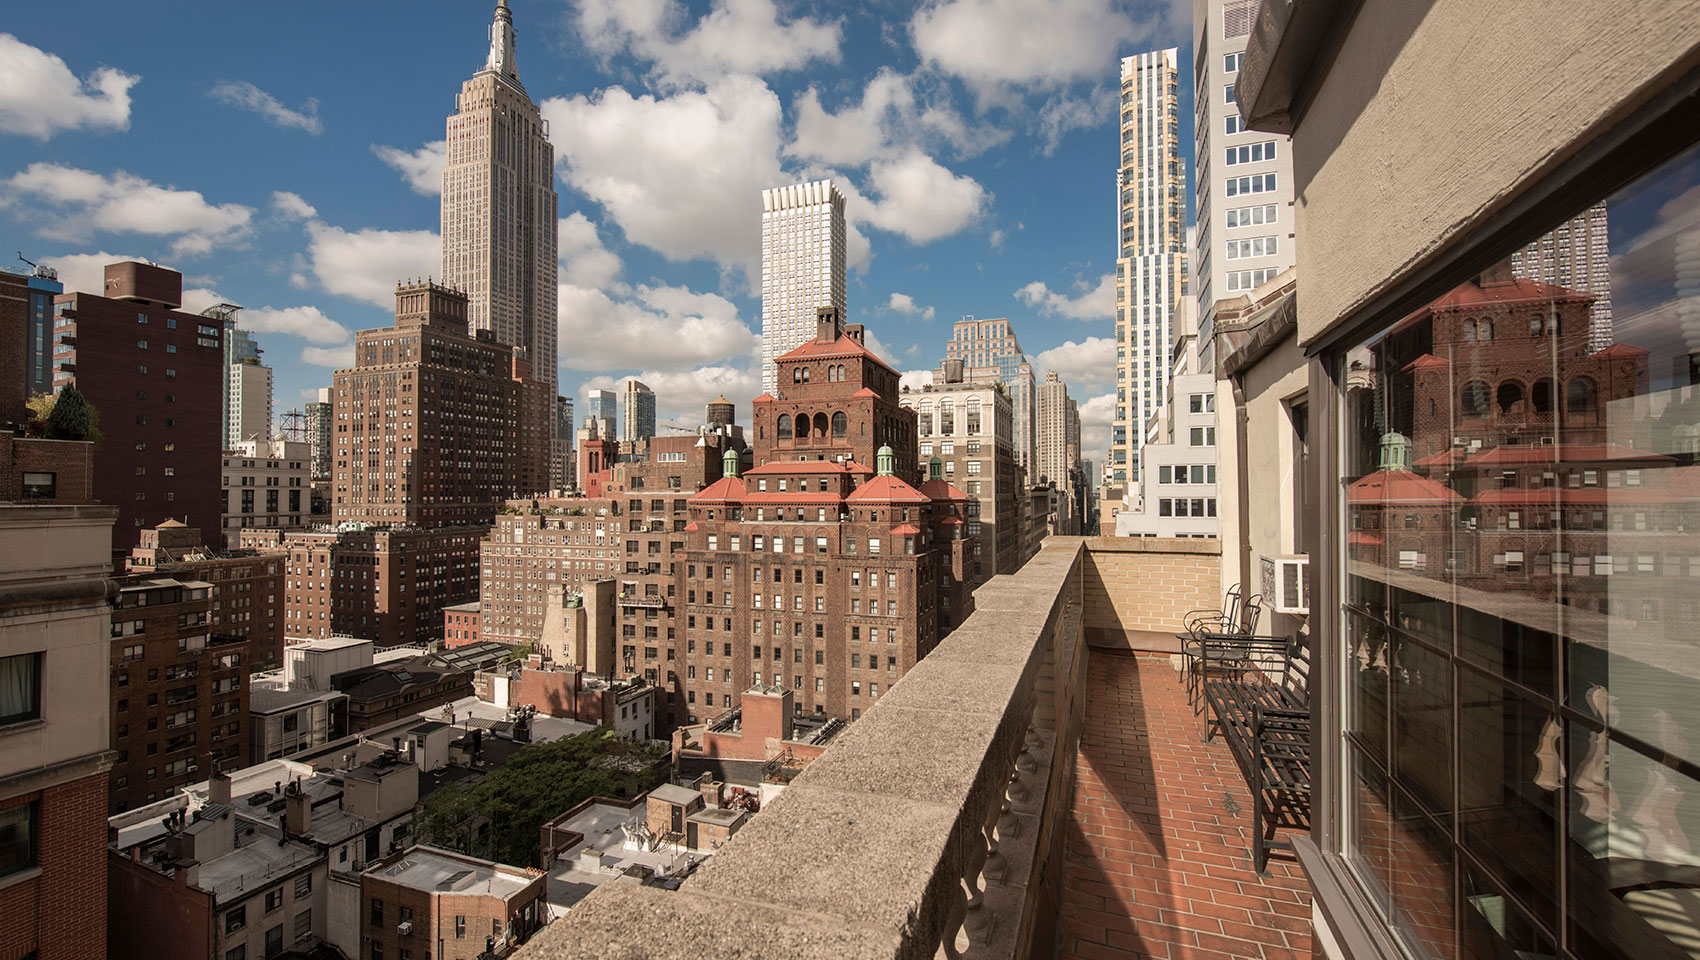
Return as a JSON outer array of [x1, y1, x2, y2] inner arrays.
[[1157, 464, 1218, 485], [1226, 267, 1282, 291], [1157, 497, 1217, 518], [1226, 203, 1278, 228], [1225, 236, 1279, 259], [1225, 173, 1278, 197], [1225, 141, 1277, 165]]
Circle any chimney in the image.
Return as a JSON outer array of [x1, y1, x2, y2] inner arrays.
[[209, 768, 232, 806], [697, 773, 718, 809], [844, 323, 865, 346], [815, 307, 842, 343], [285, 779, 312, 836]]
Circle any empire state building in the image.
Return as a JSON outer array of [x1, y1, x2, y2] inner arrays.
[[441, 0, 559, 395]]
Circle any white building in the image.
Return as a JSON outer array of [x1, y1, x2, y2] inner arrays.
[[760, 180, 847, 396], [221, 438, 311, 547], [943, 317, 1038, 482], [1508, 200, 1614, 350], [226, 359, 272, 447], [620, 378, 655, 441], [1112, 48, 1188, 486], [441, 0, 558, 398], [1192, 0, 1297, 372]]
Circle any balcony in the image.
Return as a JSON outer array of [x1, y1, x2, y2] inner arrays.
[[515, 537, 1312, 960]]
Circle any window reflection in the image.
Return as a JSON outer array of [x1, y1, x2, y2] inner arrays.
[[1342, 141, 1700, 958]]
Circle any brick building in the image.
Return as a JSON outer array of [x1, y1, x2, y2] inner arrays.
[[50, 261, 225, 553], [334, 280, 543, 527], [677, 311, 974, 724], [360, 845, 548, 960], [0, 264, 62, 402], [129, 519, 286, 665], [107, 576, 250, 814], [0, 432, 115, 960], [244, 525, 486, 648]]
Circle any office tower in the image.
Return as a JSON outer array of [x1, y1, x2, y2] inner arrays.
[[51, 261, 226, 552], [584, 387, 617, 432], [553, 394, 574, 489], [1112, 48, 1188, 486], [226, 357, 272, 447], [305, 386, 332, 479], [620, 378, 656, 441], [441, 0, 558, 398], [760, 180, 847, 396], [943, 317, 1038, 480], [1509, 200, 1614, 351], [706, 394, 735, 429], [333, 280, 533, 527], [3, 260, 62, 400], [1036, 371, 1083, 534], [1192, 0, 1296, 365], [901, 360, 1021, 585]]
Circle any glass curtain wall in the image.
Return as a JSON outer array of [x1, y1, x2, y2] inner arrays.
[[1339, 141, 1700, 959]]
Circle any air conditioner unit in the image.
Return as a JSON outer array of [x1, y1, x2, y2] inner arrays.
[[1264, 554, 1310, 615], [397, 921, 413, 936]]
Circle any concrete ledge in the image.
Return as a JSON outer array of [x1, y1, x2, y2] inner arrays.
[[1085, 627, 1184, 655], [1080, 535, 1221, 555]]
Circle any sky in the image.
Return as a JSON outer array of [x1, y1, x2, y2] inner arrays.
[[0, 0, 1193, 464]]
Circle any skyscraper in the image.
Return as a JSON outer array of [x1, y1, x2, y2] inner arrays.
[[441, 0, 558, 397], [1192, 0, 1296, 363], [1036, 371, 1083, 535], [943, 317, 1037, 481], [583, 387, 616, 424], [226, 358, 272, 447], [1111, 48, 1188, 486], [620, 378, 656, 441], [1508, 201, 1614, 350], [760, 180, 847, 396], [305, 386, 332, 479]]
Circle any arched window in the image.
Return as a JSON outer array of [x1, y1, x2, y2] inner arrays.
[[837, 364, 846, 381], [792, 367, 802, 383], [1531, 378, 1555, 414], [1497, 381, 1523, 415], [1480, 319, 1495, 341], [1529, 313, 1543, 337], [1567, 378, 1596, 414], [777, 414, 792, 440], [801, 366, 811, 382], [965, 398, 982, 435], [1462, 381, 1490, 417], [1462, 320, 1478, 341], [813, 412, 829, 437], [795, 413, 810, 439], [939, 399, 955, 435], [918, 401, 933, 436], [831, 412, 847, 437]]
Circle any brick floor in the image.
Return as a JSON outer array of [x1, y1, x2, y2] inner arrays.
[[1061, 651, 1315, 960]]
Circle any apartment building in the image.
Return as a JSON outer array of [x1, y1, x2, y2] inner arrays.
[[942, 317, 1038, 479], [360, 846, 547, 960], [128, 519, 286, 666], [221, 438, 310, 548]]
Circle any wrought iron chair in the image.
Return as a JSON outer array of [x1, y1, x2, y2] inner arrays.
[[1180, 591, 1264, 712]]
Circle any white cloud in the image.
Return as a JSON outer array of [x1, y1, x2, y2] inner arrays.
[[3, 164, 252, 257], [1015, 271, 1114, 321], [910, 0, 1144, 93], [859, 152, 988, 244], [301, 344, 355, 368], [1036, 88, 1114, 154], [900, 369, 935, 392], [302, 221, 438, 309], [582, 365, 760, 427], [0, 34, 137, 140], [884, 292, 935, 321], [271, 190, 316, 221], [786, 68, 1008, 168], [180, 287, 229, 314], [1077, 391, 1116, 463], [242, 305, 351, 345], [558, 212, 623, 288], [372, 141, 446, 196], [557, 281, 759, 372], [575, 0, 841, 87], [1032, 336, 1116, 392], [543, 76, 784, 281], [209, 80, 322, 134]]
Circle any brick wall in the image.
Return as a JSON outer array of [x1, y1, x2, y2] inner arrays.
[[0, 769, 110, 960], [1080, 537, 1221, 653], [0, 434, 95, 503]]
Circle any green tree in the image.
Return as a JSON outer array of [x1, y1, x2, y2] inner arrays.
[[30, 385, 103, 442]]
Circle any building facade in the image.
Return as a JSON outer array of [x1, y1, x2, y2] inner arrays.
[[360, 845, 547, 960], [128, 519, 286, 667], [51, 261, 226, 552], [0, 438, 114, 960], [582, 388, 616, 427], [620, 378, 656, 442], [107, 576, 250, 814], [221, 438, 311, 547], [226, 354, 272, 449], [1192, 0, 1296, 371], [2, 263, 62, 399], [943, 316, 1037, 480], [305, 387, 332, 480], [1034, 371, 1083, 534], [1507, 199, 1614, 351], [552, 394, 574, 490], [759, 180, 847, 397], [1113, 48, 1189, 485], [900, 363, 1023, 586], [440, 0, 557, 400]]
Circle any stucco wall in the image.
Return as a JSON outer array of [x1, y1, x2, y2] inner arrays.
[[1292, 0, 1700, 346]]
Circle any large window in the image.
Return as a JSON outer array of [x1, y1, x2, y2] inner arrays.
[[0, 652, 41, 726], [1338, 141, 1700, 960], [0, 802, 36, 878]]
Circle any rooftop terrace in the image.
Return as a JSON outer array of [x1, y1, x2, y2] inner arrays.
[[512, 536, 1312, 959]]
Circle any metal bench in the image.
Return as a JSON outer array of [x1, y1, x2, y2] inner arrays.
[[1198, 635, 1311, 874]]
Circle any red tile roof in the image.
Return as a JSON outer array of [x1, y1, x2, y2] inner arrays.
[[891, 523, 922, 536], [851, 387, 880, 398], [845, 475, 930, 503], [743, 462, 849, 475], [1462, 444, 1672, 467], [919, 477, 971, 502], [1346, 469, 1463, 504], [691, 477, 747, 503], [777, 334, 897, 373], [1405, 353, 1450, 371], [752, 393, 776, 404]]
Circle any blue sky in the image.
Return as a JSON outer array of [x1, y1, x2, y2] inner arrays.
[[0, 0, 1192, 461]]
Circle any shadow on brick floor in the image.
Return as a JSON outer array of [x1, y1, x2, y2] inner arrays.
[[1059, 651, 1314, 960]]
